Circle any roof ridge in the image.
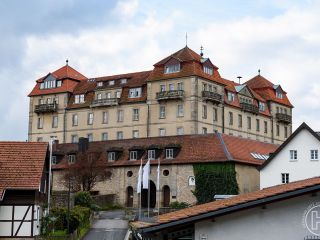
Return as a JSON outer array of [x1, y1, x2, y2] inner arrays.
[[216, 132, 233, 160]]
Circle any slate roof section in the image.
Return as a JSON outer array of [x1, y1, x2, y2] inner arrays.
[[52, 133, 278, 170], [0, 142, 48, 200], [131, 176, 320, 233]]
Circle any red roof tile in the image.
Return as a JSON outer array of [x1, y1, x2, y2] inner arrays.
[[0, 142, 48, 200]]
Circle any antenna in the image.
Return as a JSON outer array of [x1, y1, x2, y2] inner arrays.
[[185, 32, 188, 46], [200, 45, 204, 57], [237, 76, 242, 84]]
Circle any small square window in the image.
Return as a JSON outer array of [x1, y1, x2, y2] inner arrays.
[[159, 128, 166, 136], [109, 80, 115, 86], [132, 130, 139, 138]]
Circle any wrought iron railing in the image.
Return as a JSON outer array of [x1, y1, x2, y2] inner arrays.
[[240, 102, 259, 114], [156, 90, 184, 100], [91, 98, 119, 107], [202, 91, 222, 104], [276, 113, 292, 123], [34, 103, 57, 113]]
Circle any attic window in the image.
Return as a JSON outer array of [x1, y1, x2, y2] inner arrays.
[[97, 82, 103, 87], [164, 64, 180, 74], [109, 80, 115, 86], [120, 79, 127, 84], [165, 149, 174, 159], [75, 94, 85, 104], [203, 66, 213, 75], [227, 92, 235, 102], [68, 154, 76, 164], [259, 102, 265, 112], [276, 89, 283, 99], [129, 88, 142, 98], [40, 75, 58, 89], [108, 152, 116, 162]]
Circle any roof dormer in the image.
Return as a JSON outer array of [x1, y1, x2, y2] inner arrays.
[[164, 58, 181, 74]]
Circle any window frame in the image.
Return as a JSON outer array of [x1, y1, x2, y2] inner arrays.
[[289, 150, 297, 161], [130, 151, 138, 161], [281, 173, 289, 184], [164, 64, 180, 74], [311, 149, 319, 161], [165, 148, 174, 159], [148, 150, 156, 160], [159, 105, 166, 119], [87, 113, 94, 125], [108, 152, 116, 162]]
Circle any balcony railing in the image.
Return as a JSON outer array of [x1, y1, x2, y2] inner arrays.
[[202, 91, 222, 104], [276, 113, 292, 124], [240, 102, 259, 114], [34, 103, 57, 113], [156, 90, 184, 101], [91, 98, 119, 107]]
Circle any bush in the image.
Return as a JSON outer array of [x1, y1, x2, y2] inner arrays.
[[101, 203, 123, 211], [169, 201, 190, 209], [74, 191, 94, 209], [69, 206, 91, 233]]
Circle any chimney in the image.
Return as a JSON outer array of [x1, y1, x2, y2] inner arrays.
[[78, 137, 89, 153], [53, 139, 59, 151]]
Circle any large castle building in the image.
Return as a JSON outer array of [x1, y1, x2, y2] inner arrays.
[[28, 46, 293, 144]]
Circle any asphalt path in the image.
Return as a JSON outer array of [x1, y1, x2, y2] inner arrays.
[[83, 210, 128, 240]]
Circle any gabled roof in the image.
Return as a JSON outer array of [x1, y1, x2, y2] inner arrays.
[[0, 142, 48, 200], [245, 74, 274, 89], [260, 122, 320, 169], [45, 64, 87, 82], [154, 46, 203, 66], [131, 176, 320, 233], [52, 133, 277, 170]]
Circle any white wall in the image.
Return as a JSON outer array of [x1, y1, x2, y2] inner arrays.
[[260, 129, 320, 189], [195, 194, 319, 240]]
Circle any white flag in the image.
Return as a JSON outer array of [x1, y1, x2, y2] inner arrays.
[[156, 158, 160, 191], [137, 164, 142, 193], [142, 159, 150, 189]]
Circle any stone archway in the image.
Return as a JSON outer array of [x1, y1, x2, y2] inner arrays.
[[141, 180, 156, 208]]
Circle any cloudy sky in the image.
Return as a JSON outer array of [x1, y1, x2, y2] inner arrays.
[[1, 0, 320, 140]]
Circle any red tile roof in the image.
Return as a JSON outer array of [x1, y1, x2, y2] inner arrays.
[[131, 176, 320, 231], [0, 142, 48, 200], [52, 133, 278, 170]]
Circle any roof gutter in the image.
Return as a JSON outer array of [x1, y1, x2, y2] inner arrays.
[[138, 184, 320, 234]]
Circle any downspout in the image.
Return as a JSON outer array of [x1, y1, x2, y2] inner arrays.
[[222, 105, 225, 133], [147, 103, 150, 137]]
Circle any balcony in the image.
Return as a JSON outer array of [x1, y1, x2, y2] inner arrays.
[[91, 98, 119, 107], [240, 102, 259, 114], [276, 113, 292, 124], [34, 103, 57, 114], [156, 90, 184, 101], [202, 91, 222, 104]]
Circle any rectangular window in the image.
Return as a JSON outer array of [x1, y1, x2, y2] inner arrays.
[[47, 98, 52, 104], [159, 128, 166, 136], [202, 83, 207, 91], [120, 78, 127, 84], [54, 97, 59, 104], [281, 173, 289, 184], [276, 90, 283, 99], [116, 91, 121, 98], [177, 104, 184, 117], [88, 113, 94, 125], [56, 80, 62, 87], [102, 112, 108, 124], [229, 112, 233, 126], [128, 88, 142, 98], [247, 116, 251, 130], [97, 82, 103, 87], [227, 92, 235, 102], [213, 108, 218, 122], [39, 99, 44, 105], [109, 80, 115, 85], [264, 121, 268, 134], [130, 151, 138, 160], [160, 84, 166, 92], [284, 126, 288, 138], [72, 114, 78, 126], [259, 102, 265, 112], [202, 127, 207, 134], [202, 105, 207, 119], [166, 149, 174, 159], [132, 130, 139, 138], [148, 150, 156, 160], [102, 133, 108, 141], [108, 152, 116, 162], [169, 83, 174, 91], [203, 66, 213, 75], [87, 133, 93, 142], [164, 64, 180, 74], [37, 137, 43, 142], [133, 109, 139, 121], [37, 117, 43, 129], [71, 135, 78, 143], [290, 150, 297, 161], [311, 150, 319, 160], [177, 127, 184, 135], [276, 124, 280, 136], [52, 156, 57, 165], [68, 155, 76, 164], [159, 105, 166, 119], [52, 116, 58, 128], [106, 92, 111, 98], [117, 131, 123, 140], [117, 110, 124, 122], [177, 82, 184, 90], [238, 114, 242, 128], [97, 93, 102, 100], [74, 94, 85, 104], [256, 119, 260, 132]]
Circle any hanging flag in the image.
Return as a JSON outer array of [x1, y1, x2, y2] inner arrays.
[[156, 158, 160, 191], [137, 163, 142, 193], [142, 159, 150, 189]]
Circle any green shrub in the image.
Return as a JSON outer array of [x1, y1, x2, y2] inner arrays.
[[69, 206, 91, 232], [169, 201, 190, 209], [74, 191, 94, 209], [101, 203, 123, 211], [51, 207, 67, 230]]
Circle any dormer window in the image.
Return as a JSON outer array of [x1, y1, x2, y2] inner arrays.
[[97, 82, 103, 87], [148, 150, 156, 160], [52, 156, 57, 165], [75, 94, 85, 104], [68, 154, 76, 164], [259, 102, 265, 112], [40, 75, 59, 89], [108, 152, 116, 162], [130, 151, 138, 160], [120, 78, 127, 84], [227, 92, 235, 102], [276, 89, 283, 99], [57, 80, 62, 87], [203, 66, 213, 75], [109, 80, 115, 86], [164, 64, 180, 74], [165, 149, 174, 159], [129, 88, 142, 98]]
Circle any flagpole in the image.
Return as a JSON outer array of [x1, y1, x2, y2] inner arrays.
[[139, 158, 142, 220], [157, 157, 160, 219], [147, 158, 150, 218]]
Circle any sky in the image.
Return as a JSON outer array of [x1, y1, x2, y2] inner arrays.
[[1, 0, 320, 140]]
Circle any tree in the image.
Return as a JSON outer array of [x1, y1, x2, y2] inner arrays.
[[63, 152, 108, 192]]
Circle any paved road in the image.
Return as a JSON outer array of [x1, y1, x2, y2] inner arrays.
[[83, 210, 129, 240]]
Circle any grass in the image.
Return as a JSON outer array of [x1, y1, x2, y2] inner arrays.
[[49, 230, 67, 236], [100, 203, 123, 211]]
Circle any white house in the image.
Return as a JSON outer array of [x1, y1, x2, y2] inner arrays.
[[131, 177, 320, 240], [260, 122, 320, 189]]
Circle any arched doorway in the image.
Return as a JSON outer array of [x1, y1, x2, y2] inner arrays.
[[163, 185, 170, 207], [126, 186, 133, 208], [141, 180, 156, 208]]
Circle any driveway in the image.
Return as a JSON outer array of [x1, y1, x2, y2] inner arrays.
[[83, 210, 129, 240]]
